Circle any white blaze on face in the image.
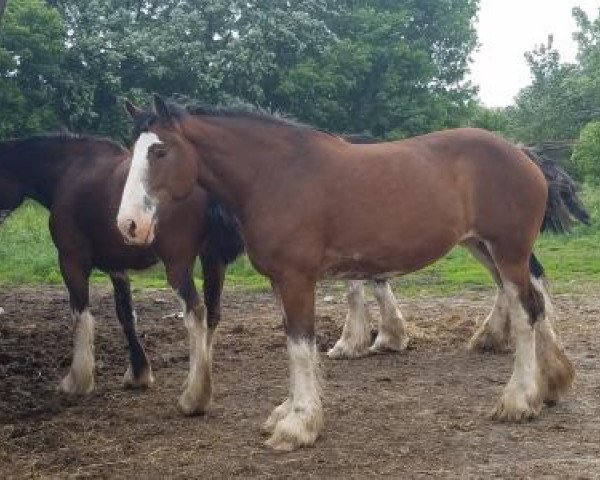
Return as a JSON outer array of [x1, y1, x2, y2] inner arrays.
[[117, 132, 161, 245]]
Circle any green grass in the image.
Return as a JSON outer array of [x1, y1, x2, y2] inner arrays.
[[0, 184, 599, 296]]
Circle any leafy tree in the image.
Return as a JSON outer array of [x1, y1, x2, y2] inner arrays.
[[278, 0, 479, 137], [506, 7, 600, 149], [52, 0, 337, 140], [505, 37, 591, 145], [0, 0, 65, 137], [572, 121, 600, 181], [0, 1, 8, 23], [2, 0, 481, 141], [468, 105, 510, 135]]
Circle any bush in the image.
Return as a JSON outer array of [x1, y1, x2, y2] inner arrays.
[[572, 121, 600, 182]]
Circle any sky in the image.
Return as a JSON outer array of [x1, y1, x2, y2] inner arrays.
[[471, 0, 600, 107]]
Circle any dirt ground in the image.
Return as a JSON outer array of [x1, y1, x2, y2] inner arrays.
[[0, 284, 598, 479]]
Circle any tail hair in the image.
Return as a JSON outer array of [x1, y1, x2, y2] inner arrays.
[[203, 195, 245, 265], [521, 147, 590, 233], [529, 253, 545, 279]]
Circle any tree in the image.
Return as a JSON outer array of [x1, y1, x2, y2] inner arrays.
[[506, 7, 600, 148], [3, 1, 482, 140], [468, 105, 510, 135], [0, 0, 65, 137], [52, 0, 337, 140], [571, 121, 600, 181], [0, 1, 8, 23], [277, 0, 479, 137], [505, 37, 591, 145]]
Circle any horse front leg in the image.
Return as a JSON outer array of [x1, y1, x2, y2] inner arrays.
[[109, 272, 154, 389], [58, 254, 95, 395], [264, 274, 323, 451], [166, 261, 214, 416]]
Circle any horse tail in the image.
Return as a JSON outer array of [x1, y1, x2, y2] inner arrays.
[[203, 195, 245, 265], [529, 252, 545, 279], [521, 147, 591, 233]]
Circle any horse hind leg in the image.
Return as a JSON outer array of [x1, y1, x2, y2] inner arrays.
[[369, 280, 409, 354], [490, 260, 544, 421], [327, 280, 372, 359], [110, 272, 154, 389], [491, 254, 573, 421], [463, 240, 511, 353], [530, 275, 574, 406]]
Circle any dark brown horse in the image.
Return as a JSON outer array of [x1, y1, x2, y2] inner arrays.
[[0, 132, 243, 415], [118, 96, 577, 451]]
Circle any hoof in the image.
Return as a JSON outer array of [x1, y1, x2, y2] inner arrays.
[[537, 342, 575, 406], [264, 407, 323, 451], [177, 386, 211, 416], [491, 389, 542, 422], [262, 399, 292, 435], [368, 334, 409, 354], [327, 341, 370, 360], [467, 329, 510, 354], [58, 371, 94, 395], [123, 365, 155, 390]]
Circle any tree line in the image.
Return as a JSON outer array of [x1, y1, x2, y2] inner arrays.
[[475, 7, 600, 180], [0, 0, 479, 141], [0, 1, 599, 179]]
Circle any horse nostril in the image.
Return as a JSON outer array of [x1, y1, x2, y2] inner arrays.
[[128, 220, 137, 237]]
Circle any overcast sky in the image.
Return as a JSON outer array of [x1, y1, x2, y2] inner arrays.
[[471, 0, 600, 107]]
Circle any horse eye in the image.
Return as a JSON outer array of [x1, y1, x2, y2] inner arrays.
[[153, 147, 167, 159]]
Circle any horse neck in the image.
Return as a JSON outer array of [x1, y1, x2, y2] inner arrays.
[[0, 138, 83, 208], [184, 116, 322, 216]]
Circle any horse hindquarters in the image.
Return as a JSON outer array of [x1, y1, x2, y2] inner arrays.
[[462, 145, 573, 417]]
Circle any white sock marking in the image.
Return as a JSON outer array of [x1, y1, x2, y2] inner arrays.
[[371, 281, 408, 351], [328, 281, 371, 358], [495, 282, 541, 418], [178, 302, 213, 414], [60, 309, 95, 394]]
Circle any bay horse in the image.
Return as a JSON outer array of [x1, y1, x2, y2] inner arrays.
[[118, 95, 577, 451], [0, 132, 244, 415], [328, 141, 590, 358], [0, 130, 412, 415]]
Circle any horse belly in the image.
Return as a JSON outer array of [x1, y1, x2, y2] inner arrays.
[[322, 221, 461, 280], [92, 243, 159, 272], [321, 191, 465, 280]]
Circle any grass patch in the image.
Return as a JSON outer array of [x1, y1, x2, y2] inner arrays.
[[1, 184, 599, 296]]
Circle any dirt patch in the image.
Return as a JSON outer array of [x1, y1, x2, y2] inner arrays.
[[0, 284, 599, 479]]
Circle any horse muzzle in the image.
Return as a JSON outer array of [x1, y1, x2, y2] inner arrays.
[[117, 211, 157, 246]]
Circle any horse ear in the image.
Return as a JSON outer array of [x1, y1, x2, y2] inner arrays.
[[124, 99, 143, 119], [153, 94, 171, 120]]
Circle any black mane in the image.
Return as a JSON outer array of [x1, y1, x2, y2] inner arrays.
[[1, 132, 125, 155], [133, 98, 334, 137]]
